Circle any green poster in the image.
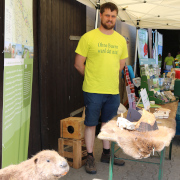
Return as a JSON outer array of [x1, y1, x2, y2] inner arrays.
[[158, 32, 163, 67], [2, 0, 33, 168], [137, 29, 148, 59]]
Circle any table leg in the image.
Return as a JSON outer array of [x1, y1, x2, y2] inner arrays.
[[109, 142, 115, 180], [169, 141, 172, 160], [158, 148, 165, 180]]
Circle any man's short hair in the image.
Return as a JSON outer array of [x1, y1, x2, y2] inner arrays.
[[100, 2, 118, 14]]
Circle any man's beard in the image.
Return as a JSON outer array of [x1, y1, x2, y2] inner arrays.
[[101, 21, 115, 30]]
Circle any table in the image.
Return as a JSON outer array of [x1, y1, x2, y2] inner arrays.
[[98, 101, 178, 180]]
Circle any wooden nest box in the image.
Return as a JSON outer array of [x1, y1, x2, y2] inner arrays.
[[60, 117, 85, 139]]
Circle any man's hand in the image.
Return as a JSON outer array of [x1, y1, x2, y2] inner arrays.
[[74, 54, 86, 76]]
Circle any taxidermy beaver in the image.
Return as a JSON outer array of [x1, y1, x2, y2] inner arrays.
[[0, 150, 69, 180]]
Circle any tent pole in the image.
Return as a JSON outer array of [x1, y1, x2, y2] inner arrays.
[[95, 0, 100, 29], [133, 28, 138, 76]]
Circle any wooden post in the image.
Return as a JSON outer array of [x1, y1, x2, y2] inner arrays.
[[82, 106, 85, 119]]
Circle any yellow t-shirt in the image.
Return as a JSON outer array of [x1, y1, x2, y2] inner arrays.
[[165, 56, 174, 66], [176, 54, 180, 61], [75, 28, 128, 94]]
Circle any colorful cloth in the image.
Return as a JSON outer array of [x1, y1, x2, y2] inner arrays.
[[75, 28, 128, 94]]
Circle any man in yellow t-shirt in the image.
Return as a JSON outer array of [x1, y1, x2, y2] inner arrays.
[[164, 52, 175, 71], [74, 2, 128, 174], [176, 51, 180, 61]]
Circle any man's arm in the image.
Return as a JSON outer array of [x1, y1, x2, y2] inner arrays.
[[74, 53, 86, 76], [119, 59, 126, 72], [164, 61, 166, 69]]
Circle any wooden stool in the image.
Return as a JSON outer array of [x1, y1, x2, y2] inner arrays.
[[58, 138, 87, 169]]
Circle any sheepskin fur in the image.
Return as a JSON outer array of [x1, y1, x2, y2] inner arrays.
[[98, 101, 178, 159], [0, 150, 69, 180]]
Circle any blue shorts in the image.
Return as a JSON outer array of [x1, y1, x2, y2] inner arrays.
[[83, 92, 120, 126]]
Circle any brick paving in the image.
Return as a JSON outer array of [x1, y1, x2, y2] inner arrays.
[[61, 136, 180, 180]]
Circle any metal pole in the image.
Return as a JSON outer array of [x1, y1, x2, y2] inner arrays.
[[109, 142, 115, 180], [133, 28, 139, 76], [158, 148, 165, 180], [95, 0, 100, 29]]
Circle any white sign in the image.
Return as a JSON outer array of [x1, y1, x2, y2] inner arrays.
[[140, 88, 150, 110]]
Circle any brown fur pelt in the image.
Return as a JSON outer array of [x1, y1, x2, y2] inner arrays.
[[0, 150, 69, 180], [98, 120, 175, 159], [98, 101, 178, 159]]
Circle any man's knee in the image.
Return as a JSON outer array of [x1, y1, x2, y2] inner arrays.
[[85, 125, 96, 131]]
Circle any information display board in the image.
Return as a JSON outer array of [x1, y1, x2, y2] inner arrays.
[[2, 0, 33, 168]]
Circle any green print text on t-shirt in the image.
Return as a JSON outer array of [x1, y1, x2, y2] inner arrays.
[[98, 42, 118, 54]]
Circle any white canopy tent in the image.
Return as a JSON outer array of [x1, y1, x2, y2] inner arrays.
[[77, 0, 180, 29], [76, 0, 180, 75]]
